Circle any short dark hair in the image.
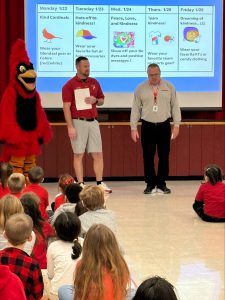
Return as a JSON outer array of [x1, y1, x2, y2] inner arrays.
[[132, 276, 178, 300], [54, 212, 82, 259], [28, 166, 44, 184], [0, 163, 13, 188], [147, 63, 160, 71], [204, 164, 223, 185], [76, 56, 88, 65], [65, 183, 82, 204]]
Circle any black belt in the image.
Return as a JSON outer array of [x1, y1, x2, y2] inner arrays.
[[74, 118, 96, 122], [142, 118, 170, 125]]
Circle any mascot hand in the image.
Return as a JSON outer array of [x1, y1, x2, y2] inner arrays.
[[38, 137, 43, 145]]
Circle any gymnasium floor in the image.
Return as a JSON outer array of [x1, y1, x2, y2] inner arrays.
[[46, 180, 225, 300]]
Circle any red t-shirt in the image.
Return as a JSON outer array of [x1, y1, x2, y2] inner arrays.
[[32, 221, 55, 269], [195, 182, 225, 218], [24, 184, 49, 219], [62, 74, 104, 118], [54, 193, 65, 211], [10, 191, 23, 198], [0, 185, 10, 199]]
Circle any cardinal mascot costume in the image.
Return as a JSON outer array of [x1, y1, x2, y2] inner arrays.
[[0, 39, 52, 177]]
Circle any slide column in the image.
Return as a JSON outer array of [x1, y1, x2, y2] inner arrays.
[[37, 5, 74, 73], [146, 6, 179, 71], [74, 5, 109, 72]]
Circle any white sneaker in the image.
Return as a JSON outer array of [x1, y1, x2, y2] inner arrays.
[[98, 182, 112, 194], [79, 182, 85, 189]]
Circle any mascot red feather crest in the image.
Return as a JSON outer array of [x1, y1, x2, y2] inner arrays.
[[0, 39, 52, 176]]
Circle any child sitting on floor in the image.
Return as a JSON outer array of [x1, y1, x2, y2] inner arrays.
[[0, 213, 44, 300], [24, 166, 49, 220], [20, 192, 55, 268], [51, 174, 75, 212], [79, 185, 116, 237], [132, 276, 178, 300], [51, 183, 83, 225], [7, 173, 25, 198], [58, 224, 131, 300], [47, 212, 83, 296], [193, 164, 225, 222], [0, 194, 36, 255]]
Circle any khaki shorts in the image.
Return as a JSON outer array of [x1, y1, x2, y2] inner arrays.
[[70, 119, 102, 154]]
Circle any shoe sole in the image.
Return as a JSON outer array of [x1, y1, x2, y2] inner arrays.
[[144, 188, 157, 194], [157, 189, 171, 194]]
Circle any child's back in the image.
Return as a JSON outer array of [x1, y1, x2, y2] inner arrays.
[[21, 192, 55, 268], [24, 166, 49, 219], [195, 181, 225, 218], [24, 183, 49, 219], [47, 212, 82, 295], [193, 165, 225, 222], [0, 247, 43, 299], [0, 213, 44, 300]]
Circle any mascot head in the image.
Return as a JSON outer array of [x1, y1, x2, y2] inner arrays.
[[10, 39, 36, 98]]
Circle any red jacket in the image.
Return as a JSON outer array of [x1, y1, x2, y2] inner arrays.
[[0, 265, 26, 300]]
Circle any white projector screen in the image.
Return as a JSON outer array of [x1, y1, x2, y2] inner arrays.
[[25, 0, 223, 109]]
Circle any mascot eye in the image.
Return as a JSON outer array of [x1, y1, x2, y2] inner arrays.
[[19, 65, 27, 73]]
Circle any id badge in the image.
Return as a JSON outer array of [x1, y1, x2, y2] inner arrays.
[[153, 105, 158, 112]]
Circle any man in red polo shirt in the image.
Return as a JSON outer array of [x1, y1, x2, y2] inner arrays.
[[62, 57, 111, 193]]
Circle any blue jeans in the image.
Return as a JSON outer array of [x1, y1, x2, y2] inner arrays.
[[58, 285, 136, 300]]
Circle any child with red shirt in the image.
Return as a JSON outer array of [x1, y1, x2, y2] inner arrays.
[[8, 173, 25, 198], [193, 164, 225, 222], [0, 163, 13, 199], [21, 192, 55, 268], [51, 174, 75, 212], [0, 213, 44, 300], [24, 166, 49, 219]]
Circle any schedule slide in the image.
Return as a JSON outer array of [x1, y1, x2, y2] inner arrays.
[[26, 0, 222, 96]]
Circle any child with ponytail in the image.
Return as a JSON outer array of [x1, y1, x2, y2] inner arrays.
[[47, 212, 83, 296], [193, 164, 225, 222]]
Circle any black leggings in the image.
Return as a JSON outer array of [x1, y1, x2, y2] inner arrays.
[[193, 201, 225, 222]]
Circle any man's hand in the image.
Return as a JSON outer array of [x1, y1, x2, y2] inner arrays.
[[68, 126, 76, 139], [131, 130, 139, 143], [85, 96, 97, 105], [171, 126, 179, 140]]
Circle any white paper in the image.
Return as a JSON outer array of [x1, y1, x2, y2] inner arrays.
[[74, 88, 92, 110]]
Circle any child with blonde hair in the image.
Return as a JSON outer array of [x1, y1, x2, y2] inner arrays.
[[79, 185, 116, 237], [0, 213, 44, 300], [0, 194, 36, 254], [7, 173, 25, 198]]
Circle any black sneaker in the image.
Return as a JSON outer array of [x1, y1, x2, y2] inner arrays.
[[144, 185, 156, 194], [157, 186, 171, 194]]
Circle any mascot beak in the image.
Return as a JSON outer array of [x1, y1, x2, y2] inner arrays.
[[17, 67, 37, 92]]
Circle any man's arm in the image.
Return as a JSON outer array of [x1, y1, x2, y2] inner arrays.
[[170, 86, 181, 140], [63, 102, 76, 139], [130, 92, 142, 142]]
